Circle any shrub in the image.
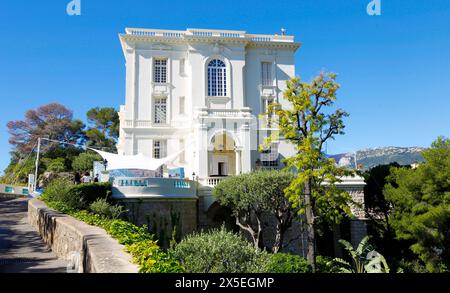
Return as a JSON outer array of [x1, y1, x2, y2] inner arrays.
[[72, 152, 103, 172], [127, 240, 185, 273], [69, 182, 112, 205], [42, 178, 86, 210], [108, 220, 154, 245], [316, 256, 342, 273], [89, 198, 125, 219], [72, 210, 114, 231], [109, 203, 126, 219], [42, 180, 112, 211], [172, 226, 266, 273], [262, 253, 311, 273], [46, 158, 67, 173], [41, 191, 178, 273]]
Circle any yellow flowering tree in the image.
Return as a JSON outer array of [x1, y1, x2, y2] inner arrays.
[[264, 72, 353, 271]]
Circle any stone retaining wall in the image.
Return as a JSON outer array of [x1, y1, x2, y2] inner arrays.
[[28, 199, 139, 273]]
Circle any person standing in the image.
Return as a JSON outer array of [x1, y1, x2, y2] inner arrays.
[[74, 172, 81, 185], [81, 172, 92, 184]]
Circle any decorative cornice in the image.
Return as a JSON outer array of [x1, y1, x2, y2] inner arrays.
[[119, 28, 301, 53]]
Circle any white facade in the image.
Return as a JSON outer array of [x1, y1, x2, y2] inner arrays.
[[117, 28, 300, 186]]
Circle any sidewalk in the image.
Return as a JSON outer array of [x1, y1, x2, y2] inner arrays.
[[0, 197, 67, 273]]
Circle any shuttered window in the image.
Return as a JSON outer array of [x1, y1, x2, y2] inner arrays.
[[261, 62, 272, 86]]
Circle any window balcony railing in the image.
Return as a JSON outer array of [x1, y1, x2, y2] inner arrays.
[[123, 120, 153, 128], [196, 107, 252, 119], [152, 82, 170, 96], [260, 85, 277, 97]]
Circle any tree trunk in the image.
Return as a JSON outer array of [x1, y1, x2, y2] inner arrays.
[[235, 214, 264, 250], [272, 223, 285, 253], [304, 179, 317, 272]]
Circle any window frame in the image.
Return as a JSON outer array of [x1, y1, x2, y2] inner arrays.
[[153, 140, 167, 159], [207, 59, 227, 97], [153, 58, 168, 84], [153, 96, 168, 125], [261, 62, 273, 87]]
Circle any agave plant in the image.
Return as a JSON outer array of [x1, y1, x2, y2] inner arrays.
[[334, 236, 390, 273]]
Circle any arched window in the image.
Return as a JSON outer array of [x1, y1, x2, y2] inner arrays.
[[207, 59, 227, 97]]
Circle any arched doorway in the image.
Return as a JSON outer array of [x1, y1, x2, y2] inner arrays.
[[208, 131, 238, 177]]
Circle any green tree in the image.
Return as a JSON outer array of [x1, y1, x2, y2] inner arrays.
[[384, 137, 450, 272], [86, 107, 119, 152], [363, 163, 415, 271], [213, 170, 297, 252], [46, 158, 66, 173], [72, 152, 103, 172], [264, 73, 352, 271]]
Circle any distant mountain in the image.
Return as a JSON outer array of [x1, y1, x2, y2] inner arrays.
[[329, 147, 426, 170]]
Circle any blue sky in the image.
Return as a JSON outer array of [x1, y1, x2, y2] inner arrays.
[[1, 0, 450, 174]]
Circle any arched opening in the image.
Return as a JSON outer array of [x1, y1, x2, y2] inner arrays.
[[207, 59, 227, 97], [208, 131, 238, 177]]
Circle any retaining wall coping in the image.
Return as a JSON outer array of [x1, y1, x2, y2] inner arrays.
[[29, 199, 139, 273]]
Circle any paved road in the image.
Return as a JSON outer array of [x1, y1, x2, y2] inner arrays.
[[0, 197, 67, 273]]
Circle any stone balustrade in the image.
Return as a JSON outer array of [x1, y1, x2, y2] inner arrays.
[[124, 28, 295, 43]]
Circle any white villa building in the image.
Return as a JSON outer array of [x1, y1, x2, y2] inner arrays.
[[117, 28, 299, 184], [113, 28, 367, 254]]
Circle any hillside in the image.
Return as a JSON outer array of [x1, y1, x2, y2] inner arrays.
[[329, 147, 425, 170]]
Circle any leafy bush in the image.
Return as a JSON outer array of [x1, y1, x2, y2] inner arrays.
[[72, 210, 114, 231], [68, 182, 112, 205], [108, 220, 154, 245], [72, 152, 103, 172], [89, 198, 125, 219], [316, 256, 343, 273], [172, 226, 266, 273], [46, 158, 67, 173], [41, 178, 181, 273], [42, 178, 85, 210], [109, 203, 126, 219], [127, 240, 184, 273], [262, 253, 311, 273]]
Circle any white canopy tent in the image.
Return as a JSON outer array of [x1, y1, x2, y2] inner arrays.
[[91, 149, 185, 171]]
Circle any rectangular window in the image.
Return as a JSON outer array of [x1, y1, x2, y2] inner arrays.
[[179, 96, 185, 115], [262, 97, 274, 114], [153, 59, 167, 83], [153, 140, 167, 159], [261, 62, 272, 86], [179, 58, 185, 75], [154, 97, 167, 124], [260, 143, 279, 168]]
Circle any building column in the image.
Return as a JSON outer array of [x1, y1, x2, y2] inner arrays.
[[196, 123, 208, 179], [241, 123, 251, 173], [235, 149, 242, 175], [336, 176, 368, 248]]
